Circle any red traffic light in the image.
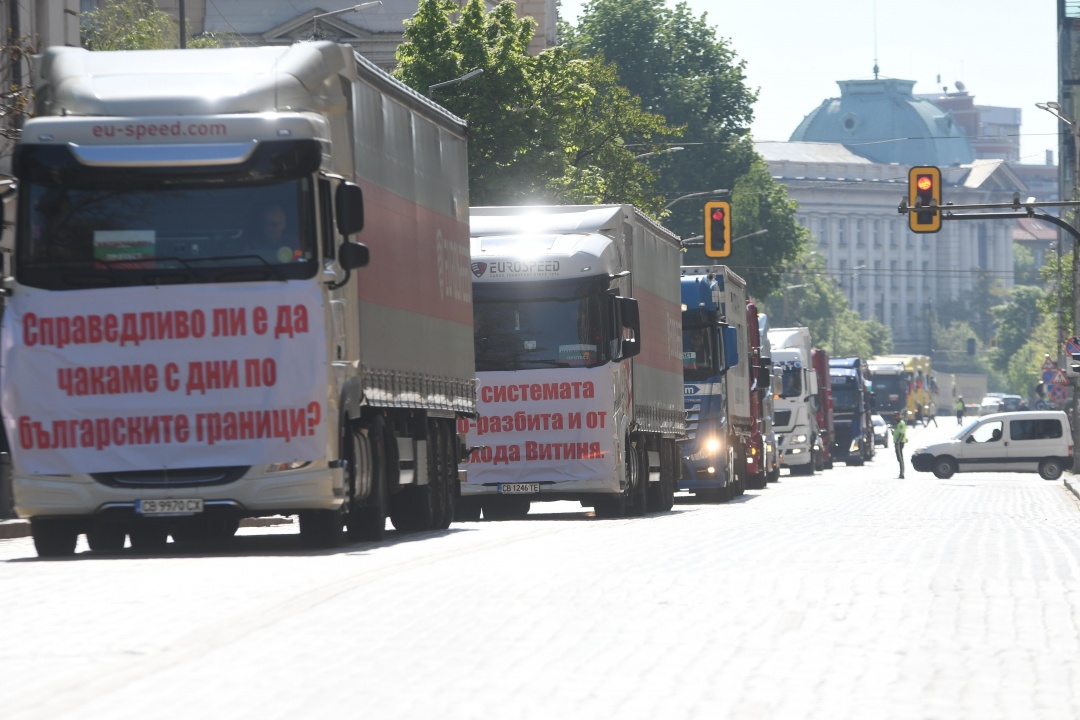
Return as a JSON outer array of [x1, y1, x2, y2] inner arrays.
[[916, 175, 933, 191], [712, 208, 725, 221]]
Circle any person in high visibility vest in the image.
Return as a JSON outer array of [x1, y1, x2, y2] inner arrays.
[[892, 411, 907, 478], [955, 397, 964, 425]]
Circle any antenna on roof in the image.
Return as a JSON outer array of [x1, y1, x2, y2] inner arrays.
[[872, 0, 879, 79]]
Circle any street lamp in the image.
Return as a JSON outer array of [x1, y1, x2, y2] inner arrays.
[[634, 147, 684, 161], [428, 68, 484, 98], [311, 2, 383, 41], [1038, 100, 1080, 449], [664, 189, 729, 211]]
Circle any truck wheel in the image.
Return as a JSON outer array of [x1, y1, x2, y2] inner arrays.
[[483, 497, 531, 520], [389, 422, 442, 532], [31, 518, 79, 558], [348, 419, 388, 542], [455, 497, 482, 522], [129, 524, 170, 553], [1039, 458, 1064, 481], [299, 508, 345, 548], [626, 441, 648, 517], [647, 439, 677, 512], [436, 419, 457, 530], [87, 523, 127, 553], [932, 457, 957, 479]]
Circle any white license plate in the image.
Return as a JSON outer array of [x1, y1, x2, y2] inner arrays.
[[498, 483, 540, 494], [136, 498, 204, 516]]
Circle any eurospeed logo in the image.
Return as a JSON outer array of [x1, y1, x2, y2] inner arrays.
[[91, 121, 228, 142], [480, 260, 561, 278], [471, 261, 488, 278]]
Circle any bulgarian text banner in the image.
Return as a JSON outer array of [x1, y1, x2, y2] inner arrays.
[[1, 283, 328, 475], [460, 368, 617, 486]]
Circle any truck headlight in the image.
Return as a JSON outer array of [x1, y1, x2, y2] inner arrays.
[[266, 461, 312, 472], [849, 439, 861, 453], [705, 437, 721, 453], [794, 434, 807, 444]]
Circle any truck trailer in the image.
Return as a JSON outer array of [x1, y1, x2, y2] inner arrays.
[[2, 43, 476, 556], [811, 348, 834, 471], [767, 327, 820, 475], [679, 266, 750, 500], [757, 313, 780, 483], [461, 205, 685, 518]]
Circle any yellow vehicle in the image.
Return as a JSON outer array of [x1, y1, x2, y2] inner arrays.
[[875, 355, 935, 424]]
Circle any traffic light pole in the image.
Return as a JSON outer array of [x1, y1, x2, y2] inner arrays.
[[900, 197, 1080, 455]]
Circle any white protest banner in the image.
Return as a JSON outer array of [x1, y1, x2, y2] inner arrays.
[[460, 368, 618, 487], [1, 282, 327, 475]]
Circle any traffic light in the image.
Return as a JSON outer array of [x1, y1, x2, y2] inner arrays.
[[704, 201, 731, 258], [908, 166, 942, 233]]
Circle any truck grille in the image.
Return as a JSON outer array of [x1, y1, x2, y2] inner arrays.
[[91, 466, 249, 489], [774, 410, 792, 427]]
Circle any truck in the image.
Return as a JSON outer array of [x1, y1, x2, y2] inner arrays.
[[461, 205, 685, 518], [757, 313, 781, 483], [874, 354, 934, 424], [828, 357, 875, 465], [935, 372, 988, 417], [1, 43, 477, 557], [767, 327, 820, 475], [867, 357, 909, 425], [745, 297, 770, 489], [678, 266, 751, 500], [811, 348, 834, 471]]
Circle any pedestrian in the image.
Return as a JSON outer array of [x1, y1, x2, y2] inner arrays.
[[926, 406, 938, 427], [892, 411, 907, 478], [955, 396, 965, 425]]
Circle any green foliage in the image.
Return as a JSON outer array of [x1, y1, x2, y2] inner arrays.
[[1013, 242, 1039, 285], [1004, 316, 1058, 400], [82, 0, 223, 50], [396, 0, 677, 214], [990, 285, 1045, 376], [567, 0, 803, 298]]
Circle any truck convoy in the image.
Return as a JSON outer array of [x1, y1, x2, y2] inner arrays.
[[462, 205, 685, 518], [767, 327, 820, 475], [828, 357, 875, 465], [811, 348, 834, 471], [1, 43, 477, 556], [678, 266, 750, 500]]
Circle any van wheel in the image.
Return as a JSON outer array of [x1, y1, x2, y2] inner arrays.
[[932, 457, 956, 479], [1039, 459, 1064, 481], [31, 519, 80, 558]]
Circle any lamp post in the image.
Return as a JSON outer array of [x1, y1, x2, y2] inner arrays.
[[634, 147, 684, 161], [311, 2, 383, 41], [1037, 100, 1080, 447], [428, 68, 484, 98], [664, 188, 729, 211]]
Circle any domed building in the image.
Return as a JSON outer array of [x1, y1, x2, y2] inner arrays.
[[790, 78, 975, 167], [762, 76, 1024, 356]]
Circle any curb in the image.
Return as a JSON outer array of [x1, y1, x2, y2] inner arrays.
[[1065, 474, 1080, 504], [0, 515, 294, 541]]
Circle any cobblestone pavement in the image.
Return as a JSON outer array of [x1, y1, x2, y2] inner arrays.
[[1, 422, 1079, 719]]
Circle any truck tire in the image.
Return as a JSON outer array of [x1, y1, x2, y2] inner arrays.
[[31, 518, 79, 558], [436, 419, 457, 530], [299, 508, 346, 548], [389, 421, 444, 532], [129, 524, 170, 553], [348, 418, 388, 542], [647, 438, 677, 512], [626, 441, 648, 517], [87, 523, 127, 553]]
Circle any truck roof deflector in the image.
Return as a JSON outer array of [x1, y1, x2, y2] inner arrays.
[[69, 141, 258, 167]]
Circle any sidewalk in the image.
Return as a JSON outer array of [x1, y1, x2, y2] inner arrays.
[[1066, 473, 1080, 504]]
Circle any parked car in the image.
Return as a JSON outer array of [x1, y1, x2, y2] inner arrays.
[[910, 410, 1073, 480], [979, 396, 1005, 415], [872, 414, 889, 448]]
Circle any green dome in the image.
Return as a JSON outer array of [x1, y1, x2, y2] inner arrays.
[[790, 78, 974, 166]]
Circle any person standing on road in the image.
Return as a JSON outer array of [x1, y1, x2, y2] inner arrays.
[[892, 411, 907, 478], [955, 397, 965, 425]]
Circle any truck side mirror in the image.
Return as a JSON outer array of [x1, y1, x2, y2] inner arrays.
[[335, 182, 364, 236], [613, 296, 640, 361], [338, 241, 369, 270]]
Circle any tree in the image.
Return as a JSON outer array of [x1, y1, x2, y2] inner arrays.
[[567, 0, 804, 297], [396, 0, 677, 214], [990, 285, 1045, 376], [83, 0, 223, 51]]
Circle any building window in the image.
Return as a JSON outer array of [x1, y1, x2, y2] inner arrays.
[[906, 261, 914, 289], [875, 302, 884, 322], [890, 260, 898, 289], [839, 259, 848, 288], [874, 260, 883, 287], [855, 219, 865, 246], [838, 220, 847, 246], [922, 260, 930, 289], [873, 220, 882, 247]]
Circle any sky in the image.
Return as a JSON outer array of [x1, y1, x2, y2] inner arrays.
[[558, 0, 1060, 166]]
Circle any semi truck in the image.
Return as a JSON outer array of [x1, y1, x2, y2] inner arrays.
[[745, 297, 770, 489], [868, 357, 910, 424], [811, 348, 834, 471], [461, 205, 684, 518], [767, 327, 820, 475], [1, 43, 476, 556], [876, 354, 934, 423], [678, 266, 750, 501], [758, 313, 780, 483], [828, 357, 875, 465]]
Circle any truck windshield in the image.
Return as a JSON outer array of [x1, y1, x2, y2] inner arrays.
[[14, 140, 319, 290], [780, 366, 802, 398], [871, 375, 907, 410], [831, 382, 859, 413], [682, 325, 719, 382], [473, 279, 612, 372]]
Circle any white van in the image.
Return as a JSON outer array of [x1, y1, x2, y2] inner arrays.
[[910, 410, 1073, 480]]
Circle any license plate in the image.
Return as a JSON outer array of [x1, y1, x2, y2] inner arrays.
[[136, 498, 204, 516], [498, 483, 540, 494]]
